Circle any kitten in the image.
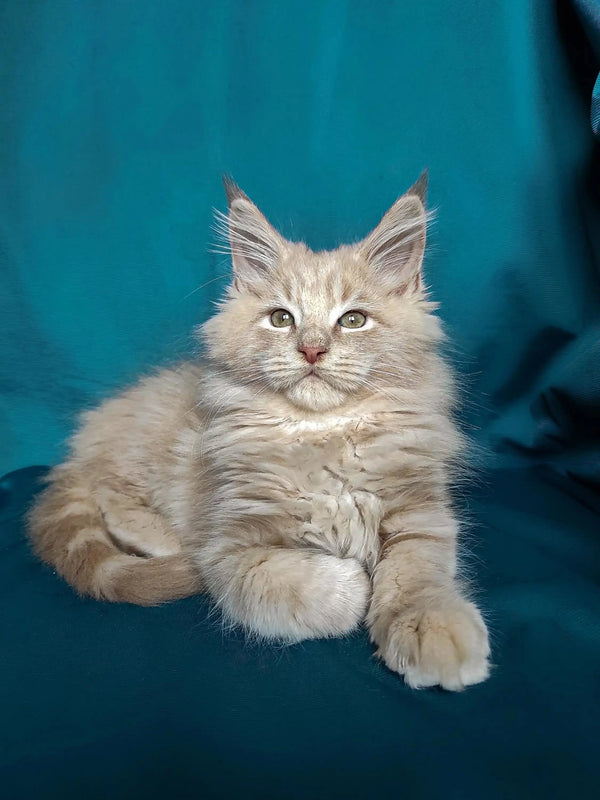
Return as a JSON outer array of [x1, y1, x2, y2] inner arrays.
[[28, 175, 490, 690]]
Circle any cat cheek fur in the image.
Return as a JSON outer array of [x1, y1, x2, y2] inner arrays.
[[27, 174, 491, 691]]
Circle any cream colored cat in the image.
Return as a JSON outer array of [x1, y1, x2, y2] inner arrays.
[[28, 175, 490, 690]]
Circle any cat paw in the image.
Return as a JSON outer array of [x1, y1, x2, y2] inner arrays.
[[371, 599, 490, 691]]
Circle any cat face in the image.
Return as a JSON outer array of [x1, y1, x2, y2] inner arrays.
[[201, 175, 441, 412]]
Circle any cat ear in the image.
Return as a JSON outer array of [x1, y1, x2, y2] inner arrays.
[[221, 176, 283, 287], [361, 171, 429, 293]]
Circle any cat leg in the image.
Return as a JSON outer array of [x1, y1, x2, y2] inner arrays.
[[199, 540, 370, 642], [28, 473, 201, 605], [96, 487, 183, 558], [367, 509, 490, 690]]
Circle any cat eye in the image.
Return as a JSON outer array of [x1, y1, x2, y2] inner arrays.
[[338, 311, 367, 329], [270, 309, 294, 328]]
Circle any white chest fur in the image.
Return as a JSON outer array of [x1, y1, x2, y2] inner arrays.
[[197, 409, 440, 570]]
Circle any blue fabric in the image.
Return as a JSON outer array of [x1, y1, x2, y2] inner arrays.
[[1, 0, 599, 480], [574, 0, 600, 133], [2, 464, 600, 799], [593, 74, 600, 135]]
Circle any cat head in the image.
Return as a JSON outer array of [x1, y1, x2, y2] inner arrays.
[[200, 174, 442, 413]]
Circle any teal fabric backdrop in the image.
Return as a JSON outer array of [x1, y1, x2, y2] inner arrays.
[[2, 0, 598, 478], [1, 1, 600, 798]]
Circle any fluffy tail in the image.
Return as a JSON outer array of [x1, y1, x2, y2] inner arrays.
[[27, 472, 202, 606]]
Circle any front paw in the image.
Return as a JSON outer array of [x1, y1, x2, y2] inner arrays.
[[371, 598, 490, 691]]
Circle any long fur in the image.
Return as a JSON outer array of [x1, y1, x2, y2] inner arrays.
[[28, 175, 490, 690]]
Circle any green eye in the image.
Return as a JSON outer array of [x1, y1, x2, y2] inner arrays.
[[270, 309, 294, 328], [338, 310, 367, 329]]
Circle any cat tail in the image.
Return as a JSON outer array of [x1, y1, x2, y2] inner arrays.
[[27, 472, 203, 606]]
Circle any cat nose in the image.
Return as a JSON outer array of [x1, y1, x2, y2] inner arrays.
[[298, 346, 327, 364]]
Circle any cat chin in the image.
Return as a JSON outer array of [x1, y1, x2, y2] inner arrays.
[[285, 378, 348, 412]]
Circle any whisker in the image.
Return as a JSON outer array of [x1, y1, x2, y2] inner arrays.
[[182, 274, 230, 301]]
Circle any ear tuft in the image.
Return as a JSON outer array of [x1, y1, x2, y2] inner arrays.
[[218, 178, 283, 287], [222, 175, 250, 207], [408, 169, 428, 204], [360, 175, 429, 293]]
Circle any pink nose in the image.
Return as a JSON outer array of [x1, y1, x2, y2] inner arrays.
[[298, 346, 327, 364]]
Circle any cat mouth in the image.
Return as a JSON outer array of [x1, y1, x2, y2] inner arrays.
[[303, 370, 351, 393], [297, 367, 341, 390], [296, 369, 325, 384], [301, 369, 339, 388]]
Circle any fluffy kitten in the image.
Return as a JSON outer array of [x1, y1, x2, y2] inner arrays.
[[28, 175, 490, 690]]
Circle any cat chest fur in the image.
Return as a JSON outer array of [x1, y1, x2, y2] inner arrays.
[[198, 411, 429, 569]]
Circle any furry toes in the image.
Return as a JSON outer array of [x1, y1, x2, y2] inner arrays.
[[370, 598, 490, 691]]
